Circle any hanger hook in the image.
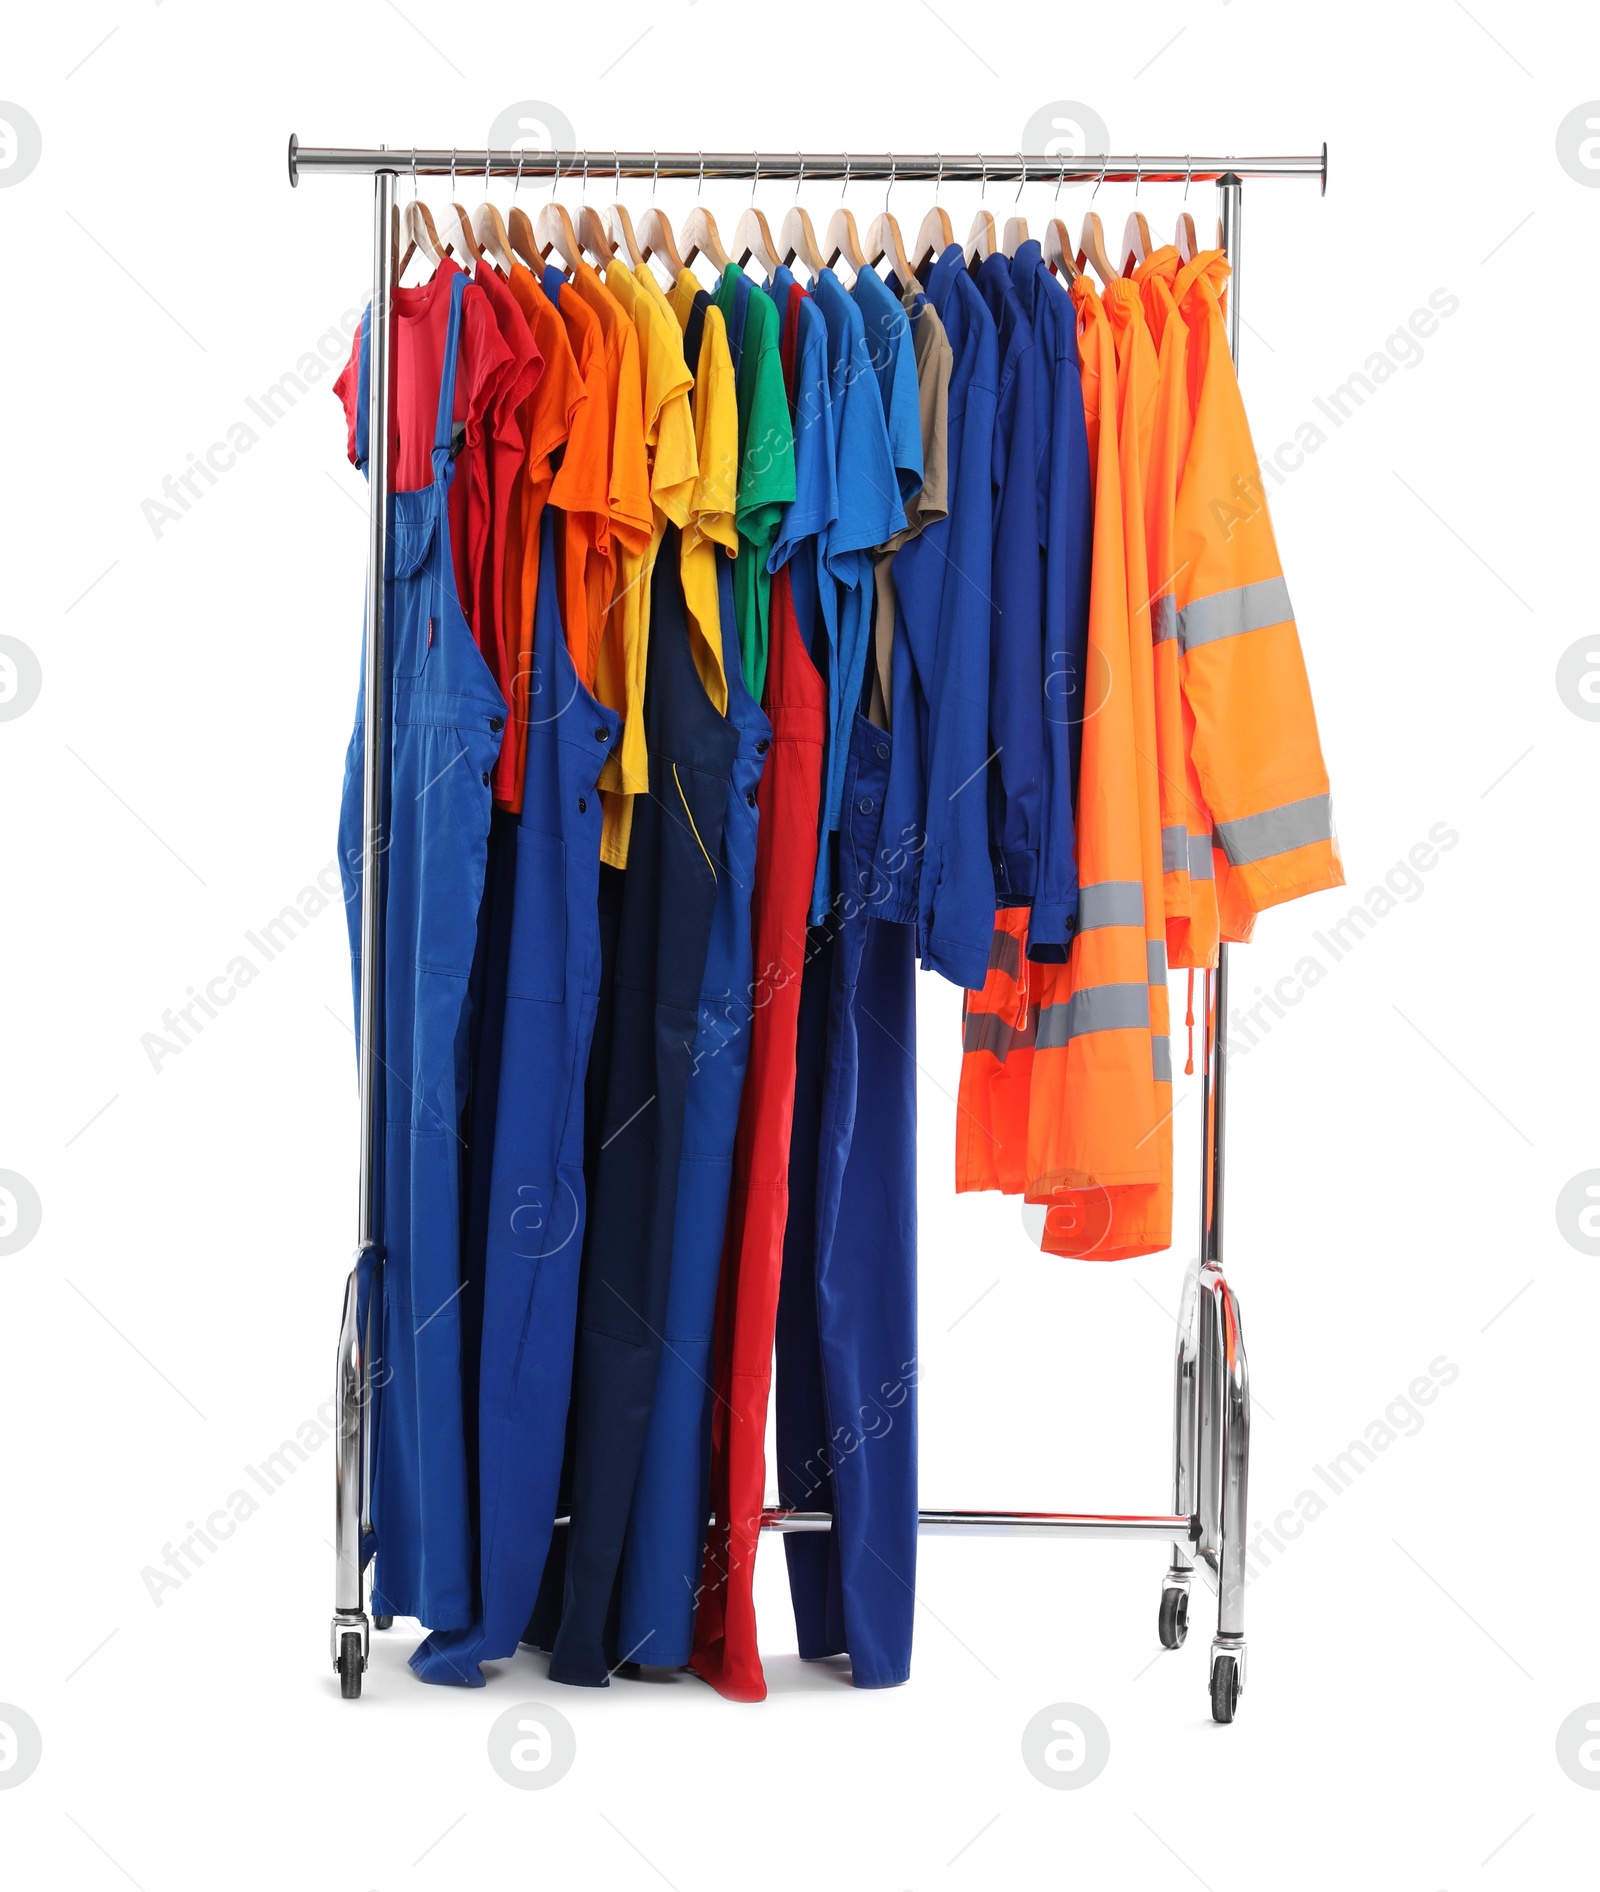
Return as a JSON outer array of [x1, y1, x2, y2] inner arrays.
[[410, 147, 419, 202], [1134, 153, 1142, 198], [1092, 152, 1108, 199], [1016, 152, 1027, 204], [1183, 153, 1193, 202], [581, 152, 589, 203], [935, 151, 943, 200], [841, 152, 850, 198], [514, 147, 525, 200], [550, 150, 561, 199], [751, 151, 759, 203], [885, 153, 896, 214], [450, 146, 457, 195], [651, 149, 659, 197], [796, 152, 804, 200], [980, 154, 988, 200], [614, 149, 620, 196], [1055, 153, 1066, 202]]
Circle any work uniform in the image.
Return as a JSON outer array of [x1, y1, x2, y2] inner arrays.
[[971, 251, 1045, 918], [1009, 240, 1091, 959], [541, 534, 738, 1688], [690, 564, 825, 1703], [337, 272, 507, 1629], [1170, 252, 1343, 924], [410, 503, 619, 1684], [776, 712, 919, 1688], [891, 252, 997, 992], [616, 294, 772, 1670]]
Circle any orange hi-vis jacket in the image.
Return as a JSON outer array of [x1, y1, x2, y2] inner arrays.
[[1045, 277, 1171, 1260], [1022, 279, 1163, 1236], [1169, 253, 1343, 926], [958, 257, 1340, 1261], [1135, 247, 1218, 969]]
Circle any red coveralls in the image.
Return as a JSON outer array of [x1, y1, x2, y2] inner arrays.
[[690, 565, 825, 1701]]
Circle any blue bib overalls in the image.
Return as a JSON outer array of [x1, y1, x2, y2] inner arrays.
[[536, 532, 739, 1687], [338, 273, 507, 1630], [776, 713, 919, 1688], [410, 506, 620, 1683], [616, 551, 772, 1668]]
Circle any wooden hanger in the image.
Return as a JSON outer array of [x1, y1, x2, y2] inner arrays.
[[1002, 214, 1029, 257], [536, 198, 583, 270], [579, 204, 615, 266], [474, 201, 515, 273], [864, 210, 913, 286], [825, 205, 865, 275], [1077, 211, 1117, 287], [1041, 216, 1079, 282], [504, 151, 541, 270], [733, 204, 779, 275], [965, 207, 996, 264], [610, 201, 645, 268], [1120, 210, 1153, 275], [911, 204, 954, 273], [779, 204, 825, 280], [681, 205, 732, 272], [399, 195, 447, 281], [433, 155, 480, 271], [445, 201, 482, 270], [637, 205, 686, 276], [1175, 210, 1198, 264]]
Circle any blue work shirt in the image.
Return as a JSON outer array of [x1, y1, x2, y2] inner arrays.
[[973, 251, 1045, 915], [851, 263, 924, 511], [1009, 240, 1091, 957], [884, 247, 998, 991], [806, 268, 904, 922], [764, 267, 836, 717]]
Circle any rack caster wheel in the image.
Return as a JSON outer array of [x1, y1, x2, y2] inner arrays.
[[1158, 1587, 1189, 1650], [373, 1615, 394, 1630], [1209, 1651, 1240, 1723], [337, 1629, 365, 1700]]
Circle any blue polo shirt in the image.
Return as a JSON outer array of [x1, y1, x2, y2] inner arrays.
[[851, 263, 924, 511], [1009, 240, 1091, 957], [804, 268, 904, 921], [764, 267, 836, 707]]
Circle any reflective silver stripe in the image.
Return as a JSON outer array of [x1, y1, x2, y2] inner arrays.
[[1147, 940, 1167, 985], [963, 1006, 1036, 1063], [1036, 982, 1150, 1049], [1152, 1036, 1172, 1084], [1077, 880, 1144, 931], [1177, 576, 1293, 653], [1152, 595, 1178, 644], [987, 927, 1021, 980], [1188, 833, 1215, 881], [1216, 793, 1333, 867], [1162, 825, 1187, 874]]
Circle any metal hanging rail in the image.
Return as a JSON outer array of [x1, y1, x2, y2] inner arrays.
[[303, 133, 1314, 1719], [289, 136, 1327, 190]]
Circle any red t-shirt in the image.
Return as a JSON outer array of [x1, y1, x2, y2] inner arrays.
[[333, 259, 521, 649], [462, 261, 543, 707]]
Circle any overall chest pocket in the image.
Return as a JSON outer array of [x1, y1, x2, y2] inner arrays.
[[387, 508, 439, 680]]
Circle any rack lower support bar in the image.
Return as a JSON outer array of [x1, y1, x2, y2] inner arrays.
[[762, 1509, 1197, 1541]]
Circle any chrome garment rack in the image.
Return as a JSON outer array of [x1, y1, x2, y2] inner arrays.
[[293, 136, 1327, 1720]]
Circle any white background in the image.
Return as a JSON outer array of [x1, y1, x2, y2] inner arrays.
[[1, 3, 1596, 1886]]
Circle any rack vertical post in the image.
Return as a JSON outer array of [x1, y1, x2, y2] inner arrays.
[[331, 156, 397, 1701]]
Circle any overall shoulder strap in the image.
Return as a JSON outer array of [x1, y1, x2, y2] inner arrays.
[[431, 270, 469, 479]]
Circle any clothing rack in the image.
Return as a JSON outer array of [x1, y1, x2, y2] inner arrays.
[[294, 137, 1325, 1721]]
